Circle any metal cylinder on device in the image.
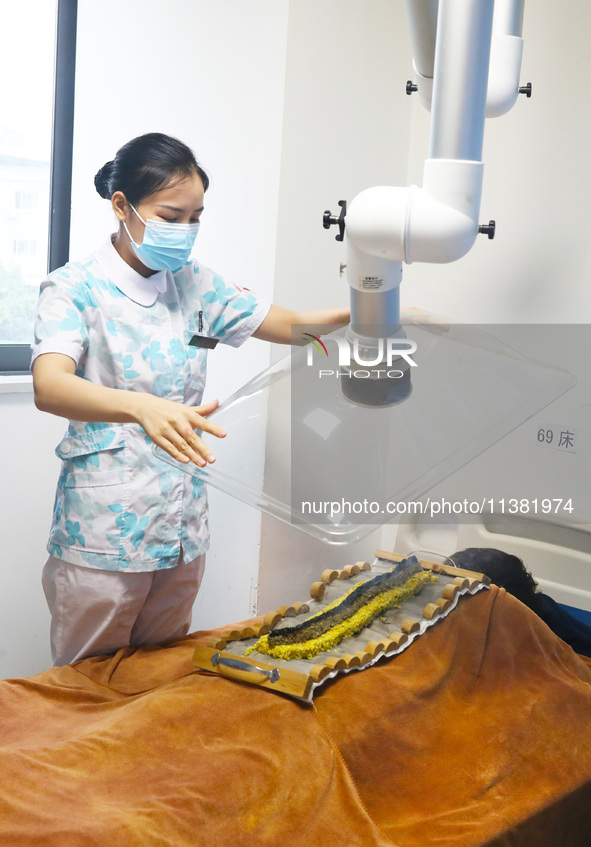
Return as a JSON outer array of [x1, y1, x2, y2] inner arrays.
[[428, 0, 494, 161], [342, 0, 496, 406]]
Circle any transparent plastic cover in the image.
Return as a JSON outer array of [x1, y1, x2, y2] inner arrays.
[[153, 322, 575, 544]]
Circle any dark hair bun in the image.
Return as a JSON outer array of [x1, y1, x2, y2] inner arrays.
[[93, 134, 209, 206], [94, 160, 115, 199]]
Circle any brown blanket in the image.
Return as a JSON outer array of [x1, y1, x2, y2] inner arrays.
[[1, 586, 590, 847]]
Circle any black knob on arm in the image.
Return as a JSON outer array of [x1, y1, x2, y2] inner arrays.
[[322, 200, 347, 242], [478, 220, 496, 240]]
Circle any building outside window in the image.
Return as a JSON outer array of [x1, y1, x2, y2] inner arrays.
[[0, 1, 57, 356]]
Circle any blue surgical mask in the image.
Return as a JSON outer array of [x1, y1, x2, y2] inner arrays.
[[123, 204, 200, 272]]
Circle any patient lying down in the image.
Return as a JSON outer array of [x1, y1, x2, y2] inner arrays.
[[451, 547, 591, 658]]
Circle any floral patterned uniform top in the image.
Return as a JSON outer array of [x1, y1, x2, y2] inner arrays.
[[31, 238, 270, 572]]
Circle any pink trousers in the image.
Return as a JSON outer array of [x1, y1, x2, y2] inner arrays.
[[42, 551, 206, 666]]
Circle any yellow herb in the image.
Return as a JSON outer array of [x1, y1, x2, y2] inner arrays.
[[247, 570, 437, 661]]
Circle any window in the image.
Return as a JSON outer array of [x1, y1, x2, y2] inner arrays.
[[0, 0, 77, 374], [13, 241, 38, 256], [15, 192, 38, 211]]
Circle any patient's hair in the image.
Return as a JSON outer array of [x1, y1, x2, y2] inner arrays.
[[450, 547, 544, 613], [94, 132, 209, 205]]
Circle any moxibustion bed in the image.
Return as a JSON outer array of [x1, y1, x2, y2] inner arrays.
[[1, 583, 590, 846]]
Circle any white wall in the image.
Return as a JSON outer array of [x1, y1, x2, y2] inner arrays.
[[2, 0, 590, 677], [256, 0, 591, 607], [0, 390, 64, 677], [69, 0, 289, 635], [403, 0, 591, 323], [0, 0, 290, 677], [396, 1, 591, 583], [258, 0, 412, 610], [70, 0, 289, 397]]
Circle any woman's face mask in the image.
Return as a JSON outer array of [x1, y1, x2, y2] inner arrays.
[[124, 204, 200, 272]]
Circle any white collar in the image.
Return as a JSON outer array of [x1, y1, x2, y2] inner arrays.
[[94, 237, 170, 306]]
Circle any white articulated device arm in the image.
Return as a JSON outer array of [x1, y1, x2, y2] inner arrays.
[[346, 159, 484, 266], [487, 0, 528, 116], [326, 0, 529, 336], [406, 0, 528, 117], [404, 0, 437, 111], [344, 157, 484, 331]]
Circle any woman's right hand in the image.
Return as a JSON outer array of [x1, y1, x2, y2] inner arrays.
[[131, 394, 226, 466]]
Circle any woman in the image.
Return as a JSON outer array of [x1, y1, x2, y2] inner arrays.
[[32, 132, 348, 666]]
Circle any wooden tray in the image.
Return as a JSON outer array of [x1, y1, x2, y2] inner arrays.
[[192, 550, 490, 702]]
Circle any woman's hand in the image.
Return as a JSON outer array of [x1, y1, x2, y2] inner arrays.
[[132, 394, 226, 466], [33, 353, 226, 467]]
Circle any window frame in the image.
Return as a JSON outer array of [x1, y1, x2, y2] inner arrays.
[[0, 0, 78, 375]]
